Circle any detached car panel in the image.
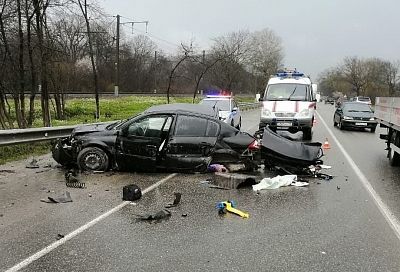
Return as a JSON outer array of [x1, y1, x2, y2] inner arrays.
[[52, 103, 260, 172]]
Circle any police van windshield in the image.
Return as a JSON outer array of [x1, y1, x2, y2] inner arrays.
[[265, 83, 308, 101]]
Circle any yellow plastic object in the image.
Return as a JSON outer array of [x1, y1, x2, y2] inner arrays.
[[224, 201, 249, 218]]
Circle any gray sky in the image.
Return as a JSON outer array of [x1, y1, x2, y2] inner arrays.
[[101, 0, 399, 80]]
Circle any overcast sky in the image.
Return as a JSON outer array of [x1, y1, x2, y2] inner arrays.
[[100, 0, 399, 80]]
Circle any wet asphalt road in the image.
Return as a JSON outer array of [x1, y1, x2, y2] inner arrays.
[[1, 103, 400, 271]]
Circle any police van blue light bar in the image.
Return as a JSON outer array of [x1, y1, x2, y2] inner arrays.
[[276, 71, 304, 77]]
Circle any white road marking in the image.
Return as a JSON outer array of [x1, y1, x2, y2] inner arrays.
[[5, 173, 177, 272], [316, 111, 400, 241]]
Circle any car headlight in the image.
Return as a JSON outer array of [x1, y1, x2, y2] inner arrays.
[[297, 109, 310, 117], [343, 116, 353, 120], [261, 109, 271, 118], [369, 117, 375, 121]]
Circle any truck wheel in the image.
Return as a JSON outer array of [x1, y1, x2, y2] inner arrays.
[[302, 127, 312, 140], [389, 132, 400, 166], [77, 147, 109, 171]]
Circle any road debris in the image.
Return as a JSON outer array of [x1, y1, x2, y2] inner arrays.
[[26, 158, 39, 169], [40, 191, 73, 203], [207, 164, 228, 173], [0, 169, 16, 174], [65, 169, 86, 189], [213, 172, 257, 189], [216, 200, 249, 218], [252, 175, 309, 191], [56, 234, 65, 240], [122, 184, 142, 201], [136, 209, 171, 222], [165, 192, 182, 208]]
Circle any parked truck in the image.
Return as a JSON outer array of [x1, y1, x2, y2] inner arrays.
[[374, 97, 400, 166]]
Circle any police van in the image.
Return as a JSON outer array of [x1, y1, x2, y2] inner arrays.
[[258, 70, 317, 140]]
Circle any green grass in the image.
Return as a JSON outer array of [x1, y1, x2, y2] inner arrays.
[[0, 142, 52, 165]]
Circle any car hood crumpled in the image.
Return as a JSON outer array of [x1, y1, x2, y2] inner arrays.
[[72, 123, 112, 136]]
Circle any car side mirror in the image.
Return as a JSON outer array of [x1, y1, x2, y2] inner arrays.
[[232, 107, 238, 112], [258, 97, 263, 102], [313, 99, 317, 102]]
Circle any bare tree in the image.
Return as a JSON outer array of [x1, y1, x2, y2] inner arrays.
[[166, 43, 192, 103], [247, 28, 284, 88], [383, 60, 400, 96], [209, 30, 250, 91], [341, 56, 370, 96], [76, 0, 100, 118]]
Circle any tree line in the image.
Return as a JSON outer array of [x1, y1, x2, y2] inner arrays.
[[318, 56, 400, 101], [0, 0, 284, 129]]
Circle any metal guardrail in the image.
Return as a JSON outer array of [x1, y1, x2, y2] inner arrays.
[[0, 125, 77, 147], [238, 102, 260, 111], [0, 102, 260, 147]]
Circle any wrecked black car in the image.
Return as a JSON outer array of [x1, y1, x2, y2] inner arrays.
[[52, 103, 261, 172]]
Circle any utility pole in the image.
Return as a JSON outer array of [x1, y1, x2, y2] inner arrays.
[[114, 15, 120, 97], [114, 15, 149, 97], [154, 50, 157, 93]]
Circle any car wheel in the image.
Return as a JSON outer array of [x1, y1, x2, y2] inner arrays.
[[338, 119, 344, 130], [370, 126, 376, 133], [302, 127, 312, 140], [77, 147, 109, 171]]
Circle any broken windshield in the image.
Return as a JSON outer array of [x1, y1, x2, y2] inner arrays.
[[265, 83, 308, 101]]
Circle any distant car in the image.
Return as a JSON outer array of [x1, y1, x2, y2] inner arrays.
[[52, 103, 260, 172], [199, 95, 242, 129], [325, 97, 335, 105], [333, 102, 377, 132], [351, 96, 372, 105]]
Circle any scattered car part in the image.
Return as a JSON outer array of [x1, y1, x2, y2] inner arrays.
[[260, 126, 323, 173], [165, 192, 182, 208], [40, 191, 73, 203], [136, 209, 171, 221], [122, 184, 142, 201]]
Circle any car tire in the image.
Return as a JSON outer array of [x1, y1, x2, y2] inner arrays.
[[370, 126, 376, 133], [302, 127, 312, 140], [338, 119, 344, 130], [77, 147, 109, 171]]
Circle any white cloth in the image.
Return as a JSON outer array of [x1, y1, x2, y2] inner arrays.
[[252, 175, 309, 191]]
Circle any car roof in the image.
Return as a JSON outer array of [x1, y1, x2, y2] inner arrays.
[[144, 103, 219, 118]]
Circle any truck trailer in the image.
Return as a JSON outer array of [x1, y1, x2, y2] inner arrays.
[[374, 97, 400, 166]]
